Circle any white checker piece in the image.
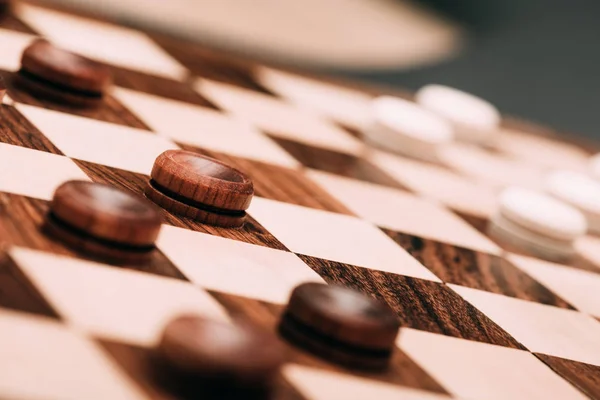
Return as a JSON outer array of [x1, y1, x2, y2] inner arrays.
[[0, 28, 36, 72], [194, 79, 364, 155], [16, 3, 188, 80], [157, 225, 324, 304], [370, 150, 499, 218], [0, 142, 90, 200], [255, 67, 373, 130], [398, 328, 587, 400], [509, 253, 600, 318], [113, 87, 299, 169], [284, 364, 453, 400], [248, 196, 439, 281], [450, 284, 600, 366], [17, 104, 179, 175], [307, 170, 500, 255], [0, 309, 146, 400], [10, 247, 230, 346]]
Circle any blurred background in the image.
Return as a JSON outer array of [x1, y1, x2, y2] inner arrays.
[[53, 0, 600, 139]]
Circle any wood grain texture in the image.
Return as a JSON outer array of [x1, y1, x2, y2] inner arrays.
[[100, 339, 306, 400], [0, 191, 186, 280], [457, 210, 600, 273], [108, 64, 217, 108], [383, 229, 575, 309], [210, 291, 449, 394], [1, 69, 150, 129], [299, 255, 525, 350], [75, 159, 288, 250], [279, 282, 400, 370], [178, 144, 355, 215], [0, 104, 62, 153], [150, 149, 254, 211], [536, 354, 600, 399], [0, 251, 60, 319], [269, 136, 407, 189], [152, 33, 272, 94]]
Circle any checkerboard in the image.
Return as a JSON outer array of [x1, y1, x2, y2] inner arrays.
[[0, 2, 599, 399]]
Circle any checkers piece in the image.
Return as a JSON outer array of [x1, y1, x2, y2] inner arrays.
[[44, 180, 163, 263], [546, 170, 600, 234], [364, 96, 453, 162], [488, 186, 587, 262], [416, 84, 500, 146], [279, 282, 400, 370], [157, 315, 285, 399], [145, 150, 254, 228], [16, 39, 111, 107]]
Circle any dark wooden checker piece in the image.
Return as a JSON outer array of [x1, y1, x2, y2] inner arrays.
[[279, 282, 400, 370], [15, 39, 111, 107], [43, 180, 163, 263], [155, 315, 285, 399], [145, 149, 254, 228]]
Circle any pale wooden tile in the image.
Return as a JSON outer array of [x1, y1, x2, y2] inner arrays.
[[114, 87, 299, 169], [0, 309, 147, 400], [248, 196, 440, 281], [11, 247, 230, 346], [509, 253, 600, 317], [255, 67, 373, 130], [18, 104, 178, 175], [284, 364, 453, 400], [0, 28, 36, 72], [450, 284, 600, 366], [370, 150, 498, 218], [0, 142, 90, 200], [157, 225, 323, 304], [398, 328, 587, 400], [194, 79, 364, 155], [307, 169, 500, 255], [16, 3, 187, 80]]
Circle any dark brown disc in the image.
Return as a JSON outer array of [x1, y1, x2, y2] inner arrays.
[[19, 39, 111, 100], [44, 181, 163, 258], [150, 150, 254, 212], [156, 315, 284, 397], [279, 282, 400, 369]]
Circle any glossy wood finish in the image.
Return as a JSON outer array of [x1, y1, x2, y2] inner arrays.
[[210, 291, 449, 394], [0, 191, 185, 280], [75, 160, 287, 250], [43, 180, 164, 263], [383, 229, 575, 309], [146, 150, 253, 228], [157, 315, 285, 398], [299, 255, 524, 349], [18, 39, 111, 106], [177, 144, 354, 215], [279, 282, 400, 370]]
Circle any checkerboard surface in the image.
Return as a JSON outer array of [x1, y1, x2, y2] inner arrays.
[[0, 2, 599, 399]]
